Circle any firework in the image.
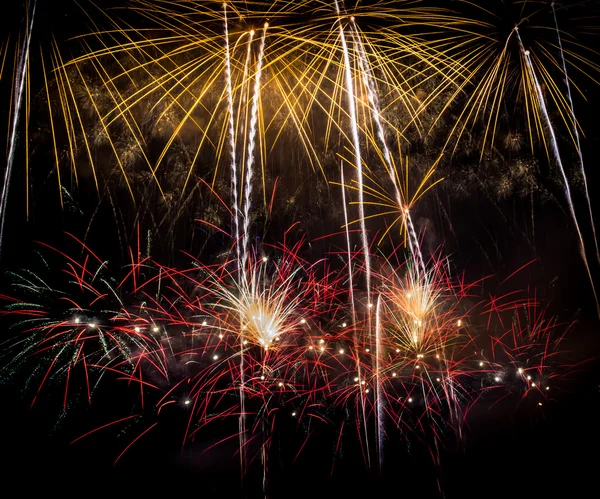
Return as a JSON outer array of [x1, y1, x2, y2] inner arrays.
[[0, 1, 594, 494]]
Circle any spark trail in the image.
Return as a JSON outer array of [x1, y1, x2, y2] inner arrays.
[[551, 2, 600, 266], [337, 2, 375, 469], [223, 3, 241, 265], [351, 21, 425, 276], [223, 8, 248, 472], [405, 209, 425, 277], [241, 24, 268, 272], [516, 28, 600, 317], [374, 294, 384, 472], [0, 0, 36, 256], [341, 162, 371, 470], [351, 21, 396, 192], [335, 1, 371, 300]]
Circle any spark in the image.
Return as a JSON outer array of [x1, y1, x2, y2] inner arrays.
[[241, 24, 268, 271], [517, 31, 600, 317], [0, 0, 37, 254]]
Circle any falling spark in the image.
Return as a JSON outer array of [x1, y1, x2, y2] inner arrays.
[[551, 3, 600, 267], [335, 1, 371, 297], [375, 294, 384, 470], [0, 0, 36, 255], [241, 23, 268, 272], [517, 29, 600, 317], [223, 3, 241, 265]]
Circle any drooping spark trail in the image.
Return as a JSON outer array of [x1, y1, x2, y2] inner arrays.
[[516, 29, 600, 317], [551, 2, 600, 266], [241, 24, 268, 272], [0, 0, 36, 256]]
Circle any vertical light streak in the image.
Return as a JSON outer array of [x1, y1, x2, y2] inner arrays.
[[341, 163, 371, 469], [516, 29, 600, 317], [335, 1, 371, 299], [223, 3, 241, 265], [551, 3, 600, 266], [374, 293, 383, 472], [241, 23, 268, 272], [405, 210, 425, 277], [261, 418, 268, 499], [336, 1, 373, 469], [351, 21, 425, 275], [351, 21, 398, 201], [25, 39, 30, 220], [0, 0, 36, 255], [340, 163, 356, 322], [237, 30, 254, 174]]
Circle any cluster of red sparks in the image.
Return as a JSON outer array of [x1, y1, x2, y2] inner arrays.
[[0, 229, 577, 471]]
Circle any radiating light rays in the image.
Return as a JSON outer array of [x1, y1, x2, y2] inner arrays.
[[379, 257, 460, 361], [192, 233, 341, 357], [203, 256, 309, 352], [337, 149, 443, 255], [162, 238, 347, 488], [341, 17, 443, 273], [476, 290, 572, 412], [4, 1, 600, 258]]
